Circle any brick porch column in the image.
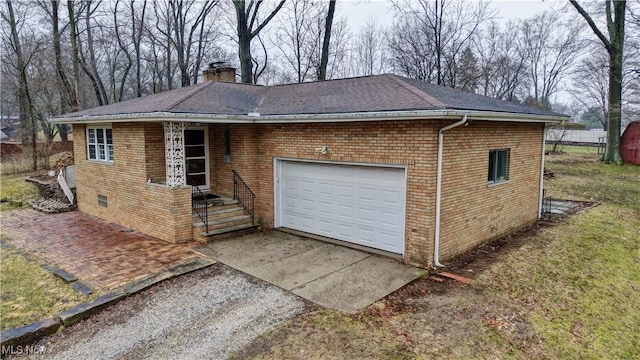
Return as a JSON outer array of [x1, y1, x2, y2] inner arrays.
[[163, 121, 186, 188]]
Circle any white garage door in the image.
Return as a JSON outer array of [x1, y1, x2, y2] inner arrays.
[[276, 160, 406, 254]]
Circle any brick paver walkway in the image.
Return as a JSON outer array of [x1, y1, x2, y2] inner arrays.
[[1, 209, 202, 290]]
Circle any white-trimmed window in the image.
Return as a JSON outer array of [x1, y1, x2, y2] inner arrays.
[[488, 149, 509, 184], [87, 126, 113, 163]]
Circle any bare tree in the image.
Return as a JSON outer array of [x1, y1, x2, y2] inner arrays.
[[389, 0, 493, 87], [572, 48, 609, 129], [47, 0, 77, 113], [570, 0, 627, 164], [518, 11, 583, 110], [234, 0, 286, 84], [111, 0, 135, 101], [388, 15, 437, 82], [113, 0, 149, 97], [273, 0, 322, 83], [473, 21, 528, 100], [170, 0, 218, 87], [1, 0, 39, 169], [79, 0, 110, 106], [353, 18, 387, 76], [66, 0, 82, 108]]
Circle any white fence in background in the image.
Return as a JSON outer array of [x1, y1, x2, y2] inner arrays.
[[547, 130, 607, 144]]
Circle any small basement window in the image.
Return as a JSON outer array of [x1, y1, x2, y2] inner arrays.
[[87, 126, 113, 163], [488, 149, 509, 184], [98, 194, 108, 207]]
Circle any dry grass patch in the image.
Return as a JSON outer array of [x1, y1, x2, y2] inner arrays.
[[0, 246, 95, 330], [476, 204, 640, 359], [233, 151, 639, 359], [0, 173, 38, 211]]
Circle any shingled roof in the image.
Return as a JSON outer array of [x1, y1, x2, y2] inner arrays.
[[52, 74, 566, 122]]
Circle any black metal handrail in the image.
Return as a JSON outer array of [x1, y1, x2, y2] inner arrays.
[[233, 170, 255, 224], [189, 176, 210, 232]]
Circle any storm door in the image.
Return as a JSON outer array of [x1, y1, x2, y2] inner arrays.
[[184, 128, 210, 192]]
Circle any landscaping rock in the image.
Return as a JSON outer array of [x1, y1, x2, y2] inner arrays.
[[8, 199, 23, 207], [0, 318, 61, 349], [72, 281, 93, 296], [28, 198, 75, 213], [122, 271, 173, 295], [58, 292, 126, 327], [166, 258, 216, 276], [123, 258, 216, 295], [41, 265, 77, 283], [25, 175, 76, 213]]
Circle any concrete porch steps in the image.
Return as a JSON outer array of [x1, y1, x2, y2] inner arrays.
[[192, 206, 246, 220], [192, 214, 252, 230], [192, 200, 257, 243]]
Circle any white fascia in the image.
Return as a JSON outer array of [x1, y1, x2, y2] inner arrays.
[[50, 109, 567, 125]]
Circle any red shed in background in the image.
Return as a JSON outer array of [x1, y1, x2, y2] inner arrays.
[[621, 121, 640, 165]]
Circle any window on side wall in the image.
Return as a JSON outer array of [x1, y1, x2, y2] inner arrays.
[[87, 126, 113, 163], [488, 149, 509, 184]]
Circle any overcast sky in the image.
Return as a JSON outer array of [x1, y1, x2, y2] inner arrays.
[[340, 0, 562, 30]]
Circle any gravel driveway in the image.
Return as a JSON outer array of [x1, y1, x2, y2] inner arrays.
[[34, 265, 307, 360]]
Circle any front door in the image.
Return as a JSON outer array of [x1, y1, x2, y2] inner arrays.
[[184, 127, 210, 192]]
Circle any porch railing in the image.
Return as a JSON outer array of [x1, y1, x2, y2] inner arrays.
[[189, 176, 210, 232], [233, 170, 255, 224]]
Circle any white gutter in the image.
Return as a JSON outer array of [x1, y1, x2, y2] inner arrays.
[[433, 114, 469, 267], [538, 127, 547, 219], [50, 109, 567, 125]]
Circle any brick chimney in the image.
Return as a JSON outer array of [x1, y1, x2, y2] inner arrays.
[[203, 62, 236, 83]]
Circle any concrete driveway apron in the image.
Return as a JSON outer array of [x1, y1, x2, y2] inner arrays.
[[194, 231, 426, 313]]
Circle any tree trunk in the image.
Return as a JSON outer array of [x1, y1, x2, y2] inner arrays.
[[570, 0, 626, 164], [317, 0, 336, 81], [235, 0, 285, 84], [51, 0, 77, 113], [235, 1, 253, 84], [5, 1, 38, 169], [605, 38, 624, 163], [84, 1, 109, 105], [67, 1, 82, 110]]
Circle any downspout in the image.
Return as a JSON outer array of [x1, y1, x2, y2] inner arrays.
[[434, 114, 469, 267], [538, 126, 548, 219]]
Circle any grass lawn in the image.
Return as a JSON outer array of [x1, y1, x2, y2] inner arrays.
[[0, 244, 94, 330], [236, 151, 640, 359], [0, 173, 38, 212]]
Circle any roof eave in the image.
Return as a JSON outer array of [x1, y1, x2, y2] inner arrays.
[[50, 109, 567, 125]]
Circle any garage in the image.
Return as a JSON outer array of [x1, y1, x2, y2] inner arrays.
[[275, 160, 406, 254]]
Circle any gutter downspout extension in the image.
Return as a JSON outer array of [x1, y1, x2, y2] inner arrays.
[[434, 114, 469, 267]]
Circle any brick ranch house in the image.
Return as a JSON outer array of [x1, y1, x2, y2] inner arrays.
[[51, 66, 568, 268]]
